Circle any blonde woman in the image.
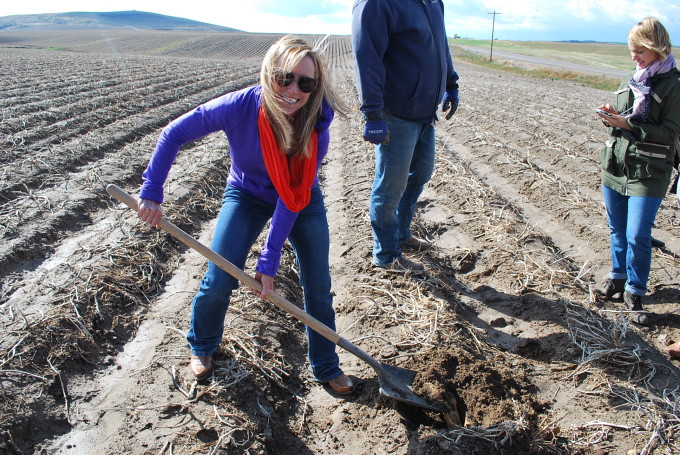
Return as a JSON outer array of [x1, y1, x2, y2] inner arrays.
[[137, 36, 354, 394], [596, 18, 680, 324]]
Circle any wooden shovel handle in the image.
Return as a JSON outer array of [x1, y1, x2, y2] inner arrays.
[[106, 184, 342, 344]]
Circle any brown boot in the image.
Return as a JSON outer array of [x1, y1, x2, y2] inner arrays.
[[326, 374, 355, 395], [399, 236, 432, 251], [374, 256, 425, 272], [624, 292, 649, 325], [596, 278, 625, 300], [190, 355, 213, 380]]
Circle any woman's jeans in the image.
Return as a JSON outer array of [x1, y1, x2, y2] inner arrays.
[[602, 185, 662, 296], [370, 114, 435, 265], [186, 185, 342, 383]]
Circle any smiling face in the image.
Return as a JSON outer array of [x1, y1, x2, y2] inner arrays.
[[629, 44, 658, 69], [274, 55, 316, 118]]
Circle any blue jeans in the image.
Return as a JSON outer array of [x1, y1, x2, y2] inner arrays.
[[370, 114, 435, 265], [602, 185, 662, 296], [186, 185, 342, 382]]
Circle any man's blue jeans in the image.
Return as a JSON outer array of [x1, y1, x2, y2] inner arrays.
[[370, 114, 435, 265], [186, 185, 342, 383], [602, 185, 662, 296]]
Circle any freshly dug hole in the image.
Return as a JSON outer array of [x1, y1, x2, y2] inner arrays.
[[412, 348, 547, 428]]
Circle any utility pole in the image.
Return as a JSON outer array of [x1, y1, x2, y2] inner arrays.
[[488, 10, 500, 62]]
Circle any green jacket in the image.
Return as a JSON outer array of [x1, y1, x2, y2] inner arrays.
[[600, 68, 680, 198]]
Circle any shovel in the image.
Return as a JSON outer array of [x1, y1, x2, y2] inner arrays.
[[106, 184, 443, 412]]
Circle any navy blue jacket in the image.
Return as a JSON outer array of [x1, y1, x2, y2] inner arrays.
[[352, 0, 459, 123]]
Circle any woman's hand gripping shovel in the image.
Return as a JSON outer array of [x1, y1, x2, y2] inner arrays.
[[107, 184, 444, 412]]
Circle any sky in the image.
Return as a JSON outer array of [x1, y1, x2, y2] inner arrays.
[[1, 1, 680, 44]]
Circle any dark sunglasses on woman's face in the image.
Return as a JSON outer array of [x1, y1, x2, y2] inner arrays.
[[274, 70, 318, 93]]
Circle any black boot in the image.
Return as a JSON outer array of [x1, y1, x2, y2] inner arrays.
[[651, 237, 665, 248], [624, 291, 649, 325], [597, 278, 625, 300]]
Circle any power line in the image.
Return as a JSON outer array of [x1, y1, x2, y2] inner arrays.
[[488, 10, 501, 62]]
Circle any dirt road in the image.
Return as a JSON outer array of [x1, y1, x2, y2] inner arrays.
[[1, 31, 679, 455], [454, 44, 629, 78]]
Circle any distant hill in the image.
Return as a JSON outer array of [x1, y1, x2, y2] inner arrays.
[[0, 10, 239, 32]]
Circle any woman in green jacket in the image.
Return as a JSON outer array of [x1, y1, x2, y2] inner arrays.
[[596, 17, 680, 324]]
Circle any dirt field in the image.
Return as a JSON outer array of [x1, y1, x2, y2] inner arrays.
[[1, 30, 679, 455]]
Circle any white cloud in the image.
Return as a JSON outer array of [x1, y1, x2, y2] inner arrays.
[[443, 0, 680, 42], [167, 1, 353, 34], [1, 0, 678, 42]]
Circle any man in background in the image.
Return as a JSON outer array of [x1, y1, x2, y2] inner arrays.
[[352, 0, 460, 271]]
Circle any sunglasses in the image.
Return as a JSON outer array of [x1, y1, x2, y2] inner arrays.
[[274, 70, 318, 94]]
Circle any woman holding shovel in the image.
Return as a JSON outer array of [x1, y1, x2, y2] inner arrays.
[[136, 36, 354, 394]]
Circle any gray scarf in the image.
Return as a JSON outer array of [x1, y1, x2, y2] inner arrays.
[[628, 53, 677, 121]]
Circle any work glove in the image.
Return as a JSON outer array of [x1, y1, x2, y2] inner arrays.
[[362, 110, 389, 144], [441, 89, 459, 120]]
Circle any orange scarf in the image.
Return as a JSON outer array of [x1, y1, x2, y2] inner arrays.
[[258, 106, 318, 212]]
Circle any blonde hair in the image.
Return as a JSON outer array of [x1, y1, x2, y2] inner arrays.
[[628, 17, 673, 60], [260, 35, 349, 158]]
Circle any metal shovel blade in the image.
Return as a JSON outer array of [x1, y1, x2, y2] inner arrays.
[[375, 362, 444, 412], [336, 338, 444, 412]]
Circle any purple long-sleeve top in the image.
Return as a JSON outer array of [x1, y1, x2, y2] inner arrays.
[[140, 85, 333, 276]]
